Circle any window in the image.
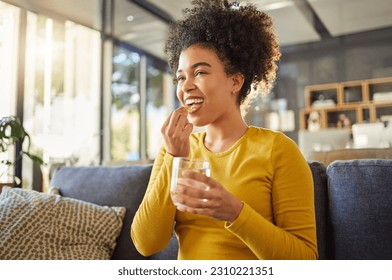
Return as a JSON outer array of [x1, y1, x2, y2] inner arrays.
[[0, 2, 19, 183], [111, 44, 141, 161], [146, 57, 173, 159], [0, 0, 174, 190], [22, 13, 101, 190], [111, 43, 175, 162]]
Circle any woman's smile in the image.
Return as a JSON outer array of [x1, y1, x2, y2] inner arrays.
[[185, 98, 204, 113]]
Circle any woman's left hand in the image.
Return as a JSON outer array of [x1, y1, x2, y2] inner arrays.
[[171, 170, 243, 223]]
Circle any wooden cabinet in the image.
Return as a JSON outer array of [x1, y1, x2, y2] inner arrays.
[[300, 77, 392, 130]]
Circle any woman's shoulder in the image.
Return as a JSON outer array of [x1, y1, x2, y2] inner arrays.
[[247, 126, 297, 148], [247, 126, 285, 138]]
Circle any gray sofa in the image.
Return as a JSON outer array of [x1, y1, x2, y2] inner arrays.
[[49, 159, 392, 260]]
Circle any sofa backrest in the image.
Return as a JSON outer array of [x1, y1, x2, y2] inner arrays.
[[51, 165, 153, 260], [326, 159, 392, 259]]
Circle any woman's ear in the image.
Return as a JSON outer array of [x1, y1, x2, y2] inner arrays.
[[231, 73, 245, 95]]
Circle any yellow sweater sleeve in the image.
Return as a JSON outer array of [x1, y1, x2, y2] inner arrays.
[[130, 147, 177, 257], [225, 133, 318, 259]]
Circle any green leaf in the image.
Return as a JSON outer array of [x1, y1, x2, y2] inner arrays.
[[23, 151, 44, 165], [0, 159, 13, 166], [0, 116, 26, 144]]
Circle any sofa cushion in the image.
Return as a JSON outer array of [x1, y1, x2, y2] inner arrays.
[[0, 187, 125, 260], [50, 165, 153, 260], [326, 159, 392, 259]]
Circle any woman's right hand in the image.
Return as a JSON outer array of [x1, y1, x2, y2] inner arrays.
[[161, 107, 193, 157]]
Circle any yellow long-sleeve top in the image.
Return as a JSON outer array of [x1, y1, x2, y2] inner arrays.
[[131, 126, 318, 260]]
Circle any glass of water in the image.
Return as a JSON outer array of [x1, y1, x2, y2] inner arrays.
[[170, 157, 210, 196]]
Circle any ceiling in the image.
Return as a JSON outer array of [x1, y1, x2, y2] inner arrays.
[[3, 0, 392, 60]]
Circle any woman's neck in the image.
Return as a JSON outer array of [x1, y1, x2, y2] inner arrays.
[[204, 117, 249, 153]]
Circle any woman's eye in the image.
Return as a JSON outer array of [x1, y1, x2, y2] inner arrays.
[[195, 71, 205, 76], [176, 76, 185, 82]]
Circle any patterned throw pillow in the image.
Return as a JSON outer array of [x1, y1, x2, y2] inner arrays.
[[0, 187, 126, 260]]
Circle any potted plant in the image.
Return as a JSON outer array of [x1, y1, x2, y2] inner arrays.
[[0, 116, 44, 191]]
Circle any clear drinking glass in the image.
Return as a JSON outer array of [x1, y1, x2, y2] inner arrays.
[[170, 157, 211, 195]]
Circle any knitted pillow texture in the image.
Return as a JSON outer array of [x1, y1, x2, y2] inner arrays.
[[0, 187, 126, 260]]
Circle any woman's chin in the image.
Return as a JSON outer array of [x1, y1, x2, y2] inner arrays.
[[189, 118, 208, 128]]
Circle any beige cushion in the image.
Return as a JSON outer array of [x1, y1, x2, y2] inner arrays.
[[0, 187, 126, 260]]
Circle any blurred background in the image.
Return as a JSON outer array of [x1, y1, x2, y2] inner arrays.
[[1, 0, 391, 190]]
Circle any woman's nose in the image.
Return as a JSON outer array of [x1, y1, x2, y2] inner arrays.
[[181, 76, 196, 93]]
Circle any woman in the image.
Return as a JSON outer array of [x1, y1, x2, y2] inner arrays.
[[131, 0, 318, 260]]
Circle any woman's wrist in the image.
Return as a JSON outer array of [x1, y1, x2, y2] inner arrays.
[[227, 200, 244, 224]]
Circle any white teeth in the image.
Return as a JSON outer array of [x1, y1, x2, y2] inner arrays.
[[185, 98, 204, 105]]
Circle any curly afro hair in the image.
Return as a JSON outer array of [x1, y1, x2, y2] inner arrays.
[[164, 0, 281, 111]]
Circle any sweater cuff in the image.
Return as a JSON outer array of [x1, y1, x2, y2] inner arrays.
[[224, 202, 251, 231], [163, 152, 174, 165]]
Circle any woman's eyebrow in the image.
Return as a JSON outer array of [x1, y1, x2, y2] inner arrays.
[[177, 62, 212, 73]]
